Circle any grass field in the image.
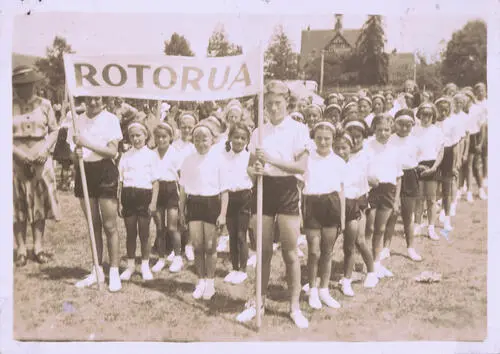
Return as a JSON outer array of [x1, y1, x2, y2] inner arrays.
[[13, 190, 487, 342]]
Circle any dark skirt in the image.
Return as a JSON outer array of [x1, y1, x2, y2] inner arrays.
[[368, 183, 396, 210], [418, 160, 437, 181], [345, 198, 361, 223], [401, 168, 420, 198]]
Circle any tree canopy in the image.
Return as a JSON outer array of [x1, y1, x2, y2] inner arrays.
[[441, 20, 486, 87], [355, 15, 389, 85], [264, 25, 299, 80], [207, 24, 243, 57], [164, 33, 195, 56]]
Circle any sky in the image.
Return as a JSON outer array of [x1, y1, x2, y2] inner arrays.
[[12, 12, 483, 62]]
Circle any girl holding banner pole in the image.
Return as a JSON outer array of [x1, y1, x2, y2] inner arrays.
[[68, 96, 123, 292], [236, 80, 310, 329]]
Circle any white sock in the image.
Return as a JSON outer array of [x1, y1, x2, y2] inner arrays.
[[109, 266, 119, 276], [127, 258, 135, 269], [428, 225, 435, 232], [141, 259, 149, 267]]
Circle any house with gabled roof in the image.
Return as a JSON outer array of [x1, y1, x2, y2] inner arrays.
[[299, 15, 415, 86]]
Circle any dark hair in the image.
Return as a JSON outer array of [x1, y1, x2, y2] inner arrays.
[[226, 122, 251, 152], [371, 113, 393, 131]]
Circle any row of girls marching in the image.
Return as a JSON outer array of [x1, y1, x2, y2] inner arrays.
[[66, 79, 487, 330]]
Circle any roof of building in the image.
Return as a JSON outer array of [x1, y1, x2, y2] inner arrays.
[[300, 28, 361, 67]]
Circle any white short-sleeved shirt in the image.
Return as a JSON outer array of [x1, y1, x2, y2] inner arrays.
[[248, 116, 310, 178], [303, 149, 345, 195], [172, 139, 196, 162], [455, 111, 469, 138], [412, 124, 444, 162], [67, 110, 123, 162], [476, 99, 488, 125], [179, 148, 226, 196], [365, 138, 403, 185], [119, 146, 160, 189], [466, 105, 482, 135], [223, 149, 253, 192], [364, 113, 376, 128], [388, 134, 421, 169], [440, 114, 462, 147], [155, 147, 183, 182], [344, 149, 370, 199]]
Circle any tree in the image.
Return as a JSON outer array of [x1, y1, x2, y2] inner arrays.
[[164, 33, 195, 56], [35, 36, 74, 102], [441, 20, 486, 87], [207, 24, 243, 57], [264, 25, 299, 80], [355, 15, 389, 85], [416, 53, 443, 93]]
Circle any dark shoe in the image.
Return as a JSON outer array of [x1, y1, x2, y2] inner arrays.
[[15, 254, 28, 267], [34, 251, 51, 264]]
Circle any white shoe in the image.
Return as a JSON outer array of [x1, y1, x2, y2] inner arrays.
[[236, 300, 264, 323], [407, 248, 423, 262], [308, 287, 322, 309], [375, 263, 394, 278], [141, 263, 154, 281], [297, 234, 307, 247], [166, 251, 175, 263], [466, 191, 474, 203], [119, 267, 135, 281], [193, 279, 206, 299], [247, 254, 257, 268], [443, 216, 453, 231], [75, 266, 104, 288], [363, 272, 379, 288], [224, 271, 238, 283], [483, 178, 488, 188], [290, 310, 309, 329], [439, 210, 446, 224], [108, 267, 122, 292], [479, 188, 487, 200], [185, 245, 195, 262], [340, 278, 354, 297], [319, 288, 341, 308], [169, 256, 183, 273], [379, 247, 391, 261], [273, 243, 279, 252], [428, 225, 440, 240], [152, 259, 166, 273], [302, 283, 310, 295], [232, 271, 248, 284], [217, 236, 229, 252], [297, 248, 305, 258], [450, 202, 457, 217], [203, 279, 215, 300]]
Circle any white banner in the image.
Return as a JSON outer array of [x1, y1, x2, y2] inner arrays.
[[63, 50, 262, 101]]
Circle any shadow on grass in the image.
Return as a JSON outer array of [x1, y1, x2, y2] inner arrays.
[[34, 265, 90, 281]]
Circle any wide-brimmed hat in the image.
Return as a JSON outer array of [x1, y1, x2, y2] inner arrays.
[[13, 65, 44, 85]]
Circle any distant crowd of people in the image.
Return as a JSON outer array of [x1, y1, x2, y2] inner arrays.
[[13, 64, 487, 329]]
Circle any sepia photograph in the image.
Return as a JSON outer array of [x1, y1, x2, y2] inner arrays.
[[6, 2, 492, 345]]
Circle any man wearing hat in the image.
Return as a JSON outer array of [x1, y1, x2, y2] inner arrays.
[[12, 65, 61, 267]]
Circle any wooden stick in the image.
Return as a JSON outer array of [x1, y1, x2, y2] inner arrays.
[[255, 43, 264, 329], [66, 89, 104, 291]]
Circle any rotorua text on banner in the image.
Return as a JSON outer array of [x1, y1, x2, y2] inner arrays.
[[63, 50, 262, 101]]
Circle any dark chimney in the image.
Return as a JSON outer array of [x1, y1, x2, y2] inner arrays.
[[334, 14, 343, 32]]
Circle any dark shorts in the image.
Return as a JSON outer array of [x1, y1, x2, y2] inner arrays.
[[252, 176, 300, 216], [358, 194, 369, 211], [302, 192, 341, 229], [345, 198, 361, 223], [439, 144, 457, 179], [418, 160, 437, 181], [401, 168, 419, 198], [368, 183, 396, 210], [121, 187, 152, 217], [469, 132, 481, 154], [227, 189, 252, 232], [186, 194, 221, 225], [74, 159, 118, 199], [157, 181, 179, 210]]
